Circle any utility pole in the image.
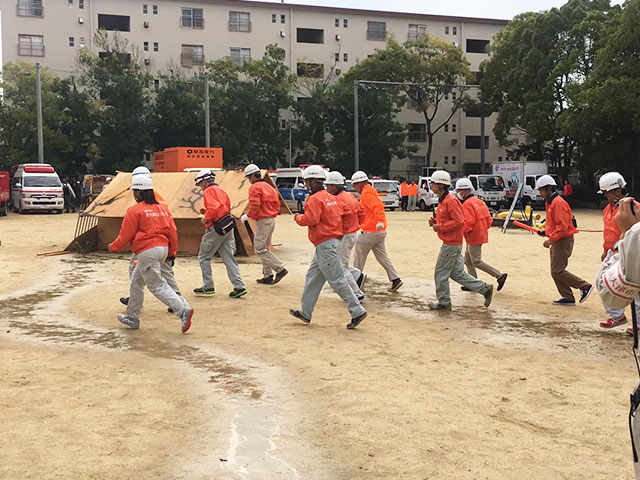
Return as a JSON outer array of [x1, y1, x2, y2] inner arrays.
[[288, 123, 292, 168], [353, 80, 359, 172], [480, 93, 486, 174], [35, 63, 44, 164], [204, 73, 210, 147]]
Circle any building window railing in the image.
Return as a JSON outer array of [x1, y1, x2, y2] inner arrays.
[[17, 0, 43, 17]]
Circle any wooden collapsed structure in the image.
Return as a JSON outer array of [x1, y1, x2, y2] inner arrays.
[[66, 170, 290, 256]]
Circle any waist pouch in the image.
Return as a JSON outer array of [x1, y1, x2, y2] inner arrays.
[[214, 213, 235, 236]]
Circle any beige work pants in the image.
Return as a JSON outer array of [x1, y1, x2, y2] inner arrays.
[[464, 243, 503, 279], [254, 217, 285, 277], [353, 231, 400, 282], [550, 236, 590, 301]]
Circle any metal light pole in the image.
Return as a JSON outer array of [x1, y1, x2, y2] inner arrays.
[[288, 123, 292, 168], [480, 93, 486, 173], [35, 63, 44, 163], [353, 80, 359, 172], [204, 73, 210, 147]]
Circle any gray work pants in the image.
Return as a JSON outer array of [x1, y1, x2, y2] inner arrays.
[[254, 217, 285, 277], [339, 232, 363, 298], [198, 227, 245, 290], [464, 243, 503, 279], [130, 253, 180, 294], [408, 195, 417, 211], [435, 244, 490, 307], [353, 231, 400, 282], [127, 246, 190, 320], [300, 238, 366, 320]]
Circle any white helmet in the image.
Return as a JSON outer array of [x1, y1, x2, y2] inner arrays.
[[132, 166, 151, 177], [303, 165, 327, 181], [131, 175, 153, 191], [535, 175, 557, 189], [431, 170, 451, 186], [351, 171, 369, 184], [195, 169, 216, 185], [598, 172, 626, 193], [325, 171, 345, 185], [455, 178, 473, 190], [244, 164, 260, 177]]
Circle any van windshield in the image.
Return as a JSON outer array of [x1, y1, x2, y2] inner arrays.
[[374, 181, 396, 193], [477, 175, 504, 191], [23, 176, 62, 188]]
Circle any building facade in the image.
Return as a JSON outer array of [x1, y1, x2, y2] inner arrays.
[[2, 0, 510, 177]]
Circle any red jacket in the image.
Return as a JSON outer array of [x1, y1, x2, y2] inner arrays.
[[203, 184, 231, 228], [462, 195, 493, 245], [335, 189, 364, 235], [563, 183, 573, 197], [544, 194, 578, 243], [248, 180, 280, 220], [295, 189, 343, 246], [109, 201, 178, 257], [434, 193, 465, 245], [360, 184, 387, 232], [602, 199, 640, 251]]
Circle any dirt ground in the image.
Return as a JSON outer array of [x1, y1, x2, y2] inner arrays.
[[0, 208, 638, 479]]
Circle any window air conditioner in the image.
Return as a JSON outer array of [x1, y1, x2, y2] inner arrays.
[[144, 21, 150, 28], [144, 58, 151, 65], [451, 138, 458, 145], [335, 68, 341, 75], [335, 34, 341, 41], [280, 30, 286, 37], [78, 16, 84, 23]]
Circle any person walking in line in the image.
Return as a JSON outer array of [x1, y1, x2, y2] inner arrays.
[[325, 171, 366, 301], [290, 166, 367, 330], [193, 169, 247, 299], [62, 177, 77, 213], [240, 164, 288, 285], [536, 175, 593, 306], [455, 178, 508, 292], [351, 171, 403, 292], [109, 175, 193, 333], [596, 172, 640, 329], [400, 180, 409, 211], [408, 180, 418, 211], [428, 171, 494, 310]]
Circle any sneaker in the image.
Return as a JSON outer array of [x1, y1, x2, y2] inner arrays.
[[168, 307, 174, 313], [600, 316, 627, 329], [256, 275, 274, 284], [357, 295, 365, 302], [272, 268, 288, 284], [497, 273, 508, 292], [229, 287, 247, 299], [428, 302, 451, 311], [627, 327, 639, 337], [181, 308, 194, 333], [120, 297, 129, 305], [193, 287, 215, 295], [460, 286, 472, 292], [347, 312, 368, 329], [289, 309, 311, 324], [390, 278, 403, 292], [483, 284, 494, 308], [579, 284, 594, 304], [117, 313, 140, 330], [356, 273, 367, 291], [553, 297, 576, 306]]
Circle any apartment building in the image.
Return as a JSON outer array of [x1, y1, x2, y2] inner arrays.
[[2, 0, 510, 177]]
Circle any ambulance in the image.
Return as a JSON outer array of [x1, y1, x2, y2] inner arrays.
[[11, 164, 64, 214]]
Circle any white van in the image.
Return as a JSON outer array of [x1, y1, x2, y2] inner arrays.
[[275, 168, 309, 213], [371, 179, 400, 211], [11, 164, 64, 214], [417, 176, 439, 211]]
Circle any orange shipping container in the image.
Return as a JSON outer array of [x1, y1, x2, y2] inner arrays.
[[153, 147, 223, 172]]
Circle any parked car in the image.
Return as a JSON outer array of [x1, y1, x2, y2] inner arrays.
[[371, 179, 400, 211], [11, 163, 64, 214], [0, 171, 10, 216], [275, 167, 310, 213]]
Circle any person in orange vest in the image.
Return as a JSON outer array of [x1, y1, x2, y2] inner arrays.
[[536, 175, 592, 306], [109, 174, 193, 333], [351, 170, 403, 292], [428, 171, 494, 310], [596, 172, 640, 329], [290, 166, 367, 329], [241, 163, 288, 285], [455, 178, 508, 291], [408, 180, 418, 211], [194, 169, 247, 299], [400, 180, 409, 211], [325, 171, 365, 301]]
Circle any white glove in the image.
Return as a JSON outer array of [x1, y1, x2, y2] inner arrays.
[[376, 222, 384, 231], [241, 214, 249, 223]]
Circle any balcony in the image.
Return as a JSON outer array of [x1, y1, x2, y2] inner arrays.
[[181, 53, 205, 67], [228, 21, 251, 32], [18, 43, 45, 57], [367, 29, 387, 41], [16, 2, 43, 17]]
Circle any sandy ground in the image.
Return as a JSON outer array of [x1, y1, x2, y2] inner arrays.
[[0, 208, 638, 479]]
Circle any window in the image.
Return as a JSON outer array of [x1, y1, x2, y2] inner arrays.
[[143, 41, 149, 51], [79, 0, 84, 8], [296, 62, 324, 78], [68, 0, 73, 7], [465, 136, 490, 149], [18, 34, 44, 56], [17, 0, 43, 17], [154, 79, 160, 90], [498, 156, 503, 162], [452, 91, 457, 101], [445, 26, 449, 34], [452, 156, 457, 165], [444, 124, 449, 132], [69, 36, 74, 47], [153, 42, 159, 52], [153, 5, 158, 14], [143, 4, 148, 14], [335, 53, 340, 62], [181, 8, 204, 28], [367, 21, 386, 40], [281, 14, 285, 24], [344, 19, 348, 28], [272, 14, 276, 23], [408, 124, 426, 142], [452, 124, 457, 133], [408, 24, 427, 42], [281, 119, 287, 129], [343, 53, 348, 62], [335, 18, 340, 27], [297, 28, 324, 44], [230, 47, 251, 65], [98, 14, 131, 31], [181, 44, 204, 67], [229, 11, 251, 32], [444, 156, 449, 165], [466, 39, 490, 54], [452, 26, 457, 35]]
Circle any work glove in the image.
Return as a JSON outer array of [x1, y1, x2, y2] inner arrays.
[[376, 222, 384, 231], [166, 256, 175, 267], [537, 229, 546, 237], [241, 213, 249, 223]]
